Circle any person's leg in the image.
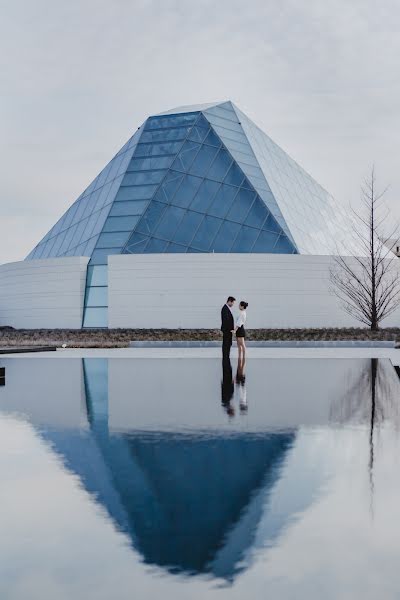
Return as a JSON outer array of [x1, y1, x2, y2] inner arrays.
[[222, 332, 232, 359], [242, 338, 246, 361], [237, 337, 243, 362]]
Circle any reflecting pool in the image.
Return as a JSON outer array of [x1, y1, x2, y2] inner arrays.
[[1, 357, 400, 599]]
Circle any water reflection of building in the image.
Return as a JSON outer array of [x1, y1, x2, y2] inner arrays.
[[2, 356, 400, 580]]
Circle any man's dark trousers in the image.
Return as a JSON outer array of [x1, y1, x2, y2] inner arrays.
[[222, 331, 232, 359]]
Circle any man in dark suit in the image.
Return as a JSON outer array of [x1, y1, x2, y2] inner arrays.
[[221, 296, 236, 359]]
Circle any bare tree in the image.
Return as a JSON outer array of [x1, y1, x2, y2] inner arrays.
[[330, 168, 400, 330]]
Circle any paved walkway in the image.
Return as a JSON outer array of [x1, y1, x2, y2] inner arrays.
[[2, 346, 400, 365]]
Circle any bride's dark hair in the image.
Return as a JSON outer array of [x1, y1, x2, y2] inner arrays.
[[240, 301, 248, 309]]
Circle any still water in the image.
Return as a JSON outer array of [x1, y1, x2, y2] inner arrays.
[[1, 356, 400, 599]]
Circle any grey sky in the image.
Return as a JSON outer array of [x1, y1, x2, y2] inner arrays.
[[1, 0, 399, 263]]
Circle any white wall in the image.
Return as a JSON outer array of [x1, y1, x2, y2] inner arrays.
[[0, 257, 89, 329], [108, 254, 400, 329]]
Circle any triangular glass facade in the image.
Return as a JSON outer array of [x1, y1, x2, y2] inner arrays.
[[26, 100, 360, 326]]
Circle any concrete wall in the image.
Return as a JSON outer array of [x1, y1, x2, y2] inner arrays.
[[0, 257, 89, 329], [108, 254, 400, 329]]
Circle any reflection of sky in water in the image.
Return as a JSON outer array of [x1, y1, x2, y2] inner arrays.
[[0, 357, 400, 599]]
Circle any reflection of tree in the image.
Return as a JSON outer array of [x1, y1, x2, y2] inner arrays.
[[330, 358, 400, 519], [329, 358, 400, 428]]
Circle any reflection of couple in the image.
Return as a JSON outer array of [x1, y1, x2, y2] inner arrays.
[[220, 296, 248, 361], [221, 357, 248, 417]]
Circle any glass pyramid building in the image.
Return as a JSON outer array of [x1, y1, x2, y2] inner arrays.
[[26, 101, 358, 327]]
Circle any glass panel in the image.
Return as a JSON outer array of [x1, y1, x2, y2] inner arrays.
[[171, 141, 200, 172], [140, 127, 191, 143], [128, 156, 174, 171], [85, 286, 108, 307], [90, 248, 121, 264], [263, 213, 283, 234], [166, 242, 187, 253], [244, 197, 269, 228], [83, 307, 108, 328], [195, 114, 210, 129], [145, 113, 198, 130], [203, 129, 222, 147], [189, 144, 218, 177], [154, 171, 184, 203], [187, 125, 209, 144], [172, 174, 203, 208], [173, 211, 203, 245], [190, 179, 220, 212], [231, 225, 259, 252], [124, 233, 149, 254], [87, 265, 108, 287], [103, 215, 141, 232], [207, 149, 232, 182], [211, 220, 241, 252], [226, 188, 255, 223], [207, 184, 238, 218], [191, 215, 222, 251], [82, 211, 102, 242], [272, 234, 296, 253], [136, 201, 165, 235], [97, 231, 130, 248], [155, 206, 185, 239], [252, 229, 280, 252], [143, 238, 168, 253], [91, 206, 110, 237], [81, 192, 98, 220], [109, 201, 148, 216], [224, 162, 245, 186], [135, 141, 183, 157], [115, 185, 158, 201], [122, 170, 166, 186]]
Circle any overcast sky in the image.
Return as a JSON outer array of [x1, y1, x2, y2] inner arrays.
[[1, 0, 400, 263]]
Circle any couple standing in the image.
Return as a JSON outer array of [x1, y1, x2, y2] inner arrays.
[[221, 296, 248, 361]]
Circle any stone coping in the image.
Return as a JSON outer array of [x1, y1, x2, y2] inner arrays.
[[0, 346, 57, 354], [129, 340, 397, 349]]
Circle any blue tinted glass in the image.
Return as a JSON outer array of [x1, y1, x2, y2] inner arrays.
[[231, 225, 259, 251], [211, 220, 241, 252], [244, 197, 269, 228], [187, 126, 209, 143], [140, 127, 191, 143], [85, 286, 108, 307], [103, 215, 140, 232], [263, 213, 283, 234], [83, 307, 108, 328], [195, 114, 210, 129], [84, 236, 98, 256], [224, 162, 245, 187], [144, 237, 168, 253], [191, 215, 222, 251], [62, 203, 79, 230], [207, 149, 232, 182], [124, 233, 149, 254], [122, 170, 166, 185], [81, 193, 98, 220], [187, 247, 205, 253], [203, 129, 222, 147], [87, 265, 108, 286], [145, 113, 198, 129], [173, 211, 203, 245], [155, 206, 185, 239], [115, 185, 157, 201], [252, 229, 280, 252], [166, 242, 187, 253], [110, 200, 148, 216], [172, 174, 203, 208], [136, 201, 165, 235], [91, 206, 110, 237], [226, 188, 255, 223], [189, 145, 218, 177], [190, 179, 220, 212], [154, 171, 184, 203], [208, 184, 238, 218], [135, 141, 183, 157], [97, 231, 130, 248], [128, 156, 174, 171], [50, 231, 67, 256], [171, 141, 200, 172], [272, 234, 296, 253], [69, 219, 86, 248], [90, 248, 121, 264], [82, 211, 102, 241]]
